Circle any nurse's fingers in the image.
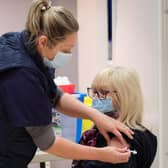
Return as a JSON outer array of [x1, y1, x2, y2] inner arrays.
[[101, 146, 131, 164], [110, 128, 128, 146], [114, 147, 131, 163], [116, 122, 134, 139]]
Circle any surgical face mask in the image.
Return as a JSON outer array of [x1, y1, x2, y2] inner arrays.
[[43, 52, 72, 69], [92, 98, 116, 113]]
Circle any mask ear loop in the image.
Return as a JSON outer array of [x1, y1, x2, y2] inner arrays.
[[111, 90, 120, 111]]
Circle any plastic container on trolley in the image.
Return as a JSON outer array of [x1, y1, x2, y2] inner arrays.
[[53, 76, 76, 141]]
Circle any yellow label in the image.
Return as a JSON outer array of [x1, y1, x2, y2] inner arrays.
[[82, 96, 94, 132], [83, 96, 92, 106], [82, 119, 94, 133]]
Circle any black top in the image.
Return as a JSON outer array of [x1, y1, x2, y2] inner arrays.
[[0, 31, 62, 167], [72, 127, 157, 168]]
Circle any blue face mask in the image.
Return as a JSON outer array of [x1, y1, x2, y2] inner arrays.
[[92, 98, 116, 113], [44, 52, 72, 69]]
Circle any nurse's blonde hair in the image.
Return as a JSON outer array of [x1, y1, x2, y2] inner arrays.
[[92, 66, 144, 130], [25, 0, 79, 46]]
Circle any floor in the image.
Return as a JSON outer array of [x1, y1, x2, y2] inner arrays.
[[29, 160, 72, 168]]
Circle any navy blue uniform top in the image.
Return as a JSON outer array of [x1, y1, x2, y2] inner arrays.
[[0, 31, 62, 167]]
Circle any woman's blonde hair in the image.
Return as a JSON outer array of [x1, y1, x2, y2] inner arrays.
[[25, 0, 79, 46], [92, 66, 144, 130]]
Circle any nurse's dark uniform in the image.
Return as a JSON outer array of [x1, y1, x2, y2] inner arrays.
[[0, 31, 62, 168]]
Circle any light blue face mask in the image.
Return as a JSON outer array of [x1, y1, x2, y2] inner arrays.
[[44, 52, 72, 69], [92, 98, 116, 113]]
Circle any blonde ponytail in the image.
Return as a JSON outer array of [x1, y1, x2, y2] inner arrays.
[[25, 0, 79, 45]]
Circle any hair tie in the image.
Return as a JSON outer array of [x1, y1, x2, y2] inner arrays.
[[41, 1, 52, 12], [41, 6, 47, 11]]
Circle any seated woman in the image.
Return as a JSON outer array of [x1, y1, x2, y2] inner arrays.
[[72, 66, 157, 168]]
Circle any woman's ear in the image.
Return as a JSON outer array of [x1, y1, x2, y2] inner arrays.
[[36, 35, 49, 57], [37, 35, 48, 49]]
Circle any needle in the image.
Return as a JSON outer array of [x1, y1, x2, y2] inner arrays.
[[128, 149, 137, 155]]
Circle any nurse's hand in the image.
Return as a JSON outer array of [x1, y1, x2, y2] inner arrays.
[[92, 110, 134, 145], [100, 146, 130, 163]]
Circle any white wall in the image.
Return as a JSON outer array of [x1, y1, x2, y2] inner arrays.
[[77, 0, 108, 92], [113, 0, 160, 131], [112, 0, 160, 167], [0, 1, 30, 34], [160, 0, 168, 166]]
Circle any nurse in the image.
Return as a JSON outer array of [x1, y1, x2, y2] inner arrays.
[[0, 0, 133, 167]]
